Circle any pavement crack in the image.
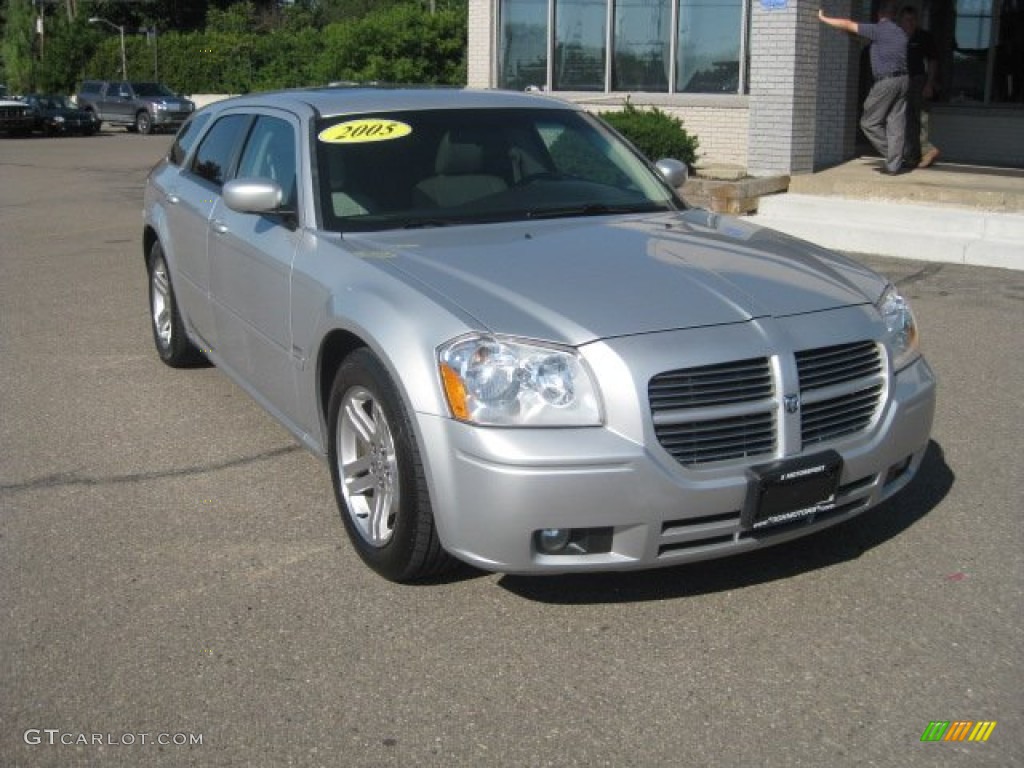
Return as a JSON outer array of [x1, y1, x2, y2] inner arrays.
[[896, 262, 944, 286], [0, 444, 303, 495]]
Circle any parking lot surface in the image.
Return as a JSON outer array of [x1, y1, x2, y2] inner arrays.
[[1, 132, 1021, 767]]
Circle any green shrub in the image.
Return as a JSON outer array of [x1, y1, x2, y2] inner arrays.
[[600, 102, 699, 168]]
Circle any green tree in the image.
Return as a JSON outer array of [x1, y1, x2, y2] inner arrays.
[[2, 0, 36, 92], [35, 16, 95, 93]]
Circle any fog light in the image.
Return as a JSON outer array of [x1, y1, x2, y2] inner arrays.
[[537, 528, 571, 553], [885, 455, 913, 485]]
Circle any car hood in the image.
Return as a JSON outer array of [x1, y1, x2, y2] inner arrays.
[[346, 210, 888, 346]]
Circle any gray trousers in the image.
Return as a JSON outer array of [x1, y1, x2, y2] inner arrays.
[[904, 74, 936, 165], [860, 75, 909, 172]]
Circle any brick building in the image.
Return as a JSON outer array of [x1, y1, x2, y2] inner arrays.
[[467, 0, 1024, 175]]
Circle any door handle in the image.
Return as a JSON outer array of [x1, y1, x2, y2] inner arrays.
[[212, 220, 229, 234]]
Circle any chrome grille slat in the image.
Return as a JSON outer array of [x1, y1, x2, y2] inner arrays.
[[649, 357, 772, 410], [654, 412, 775, 465]]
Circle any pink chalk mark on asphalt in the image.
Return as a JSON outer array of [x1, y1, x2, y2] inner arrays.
[[945, 571, 968, 582]]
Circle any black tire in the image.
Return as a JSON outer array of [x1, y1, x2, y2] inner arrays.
[[136, 111, 153, 135], [146, 241, 205, 367], [327, 349, 454, 582]]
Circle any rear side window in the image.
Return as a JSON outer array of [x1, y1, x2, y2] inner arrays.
[[169, 111, 213, 166], [188, 114, 251, 186]]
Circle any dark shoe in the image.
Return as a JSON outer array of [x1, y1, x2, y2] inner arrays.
[[877, 167, 912, 176]]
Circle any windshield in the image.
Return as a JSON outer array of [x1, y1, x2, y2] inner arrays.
[[315, 108, 681, 232], [133, 82, 177, 98], [38, 95, 71, 109]]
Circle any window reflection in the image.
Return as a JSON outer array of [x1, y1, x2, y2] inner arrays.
[[947, 0, 1024, 103], [500, 0, 548, 91], [613, 0, 671, 91], [554, 0, 607, 91], [499, 0, 747, 94], [677, 0, 743, 93]]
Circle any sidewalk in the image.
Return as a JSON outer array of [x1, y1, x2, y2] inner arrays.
[[750, 157, 1024, 271]]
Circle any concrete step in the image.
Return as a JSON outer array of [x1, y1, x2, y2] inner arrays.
[[752, 193, 1024, 271]]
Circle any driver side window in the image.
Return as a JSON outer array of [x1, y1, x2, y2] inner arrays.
[[188, 114, 251, 187], [236, 116, 297, 209]]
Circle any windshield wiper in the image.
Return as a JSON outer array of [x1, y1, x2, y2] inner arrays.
[[401, 218, 455, 229], [525, 203, 661, 220]]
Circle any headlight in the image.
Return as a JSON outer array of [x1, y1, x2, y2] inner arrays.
[[439, 335, 602, 426], [53, 116, 65, 123], [877, 284, 920, 371]]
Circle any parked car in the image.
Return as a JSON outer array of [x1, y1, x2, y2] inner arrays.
[[143, 88, 936, 582], [23, 94, 99, 135], [0, 97, 34, 137], [76, 80, 194, 134]]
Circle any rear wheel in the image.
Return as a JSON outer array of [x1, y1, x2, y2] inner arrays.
[[147, 241, 204, 367], [327, 349, 454, 582]]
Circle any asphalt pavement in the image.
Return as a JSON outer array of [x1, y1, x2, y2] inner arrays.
[[1, 132, 1021, 768]]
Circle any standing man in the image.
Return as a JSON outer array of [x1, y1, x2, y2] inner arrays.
[[900, 5, 941, 168], [820, 0, 911, 175]]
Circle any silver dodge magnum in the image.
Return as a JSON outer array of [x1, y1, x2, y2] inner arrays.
[[143, 88, 936, 582]]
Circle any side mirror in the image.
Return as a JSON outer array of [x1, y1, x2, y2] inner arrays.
[[655, 158, 689, 189], [223, 178, 284, 214]]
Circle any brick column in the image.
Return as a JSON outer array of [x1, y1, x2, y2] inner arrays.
[[816, 0, 861, 168], [467, 1, 495, 89], [747, 0, 831, 175]]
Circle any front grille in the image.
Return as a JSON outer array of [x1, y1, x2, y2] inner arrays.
[[797, 342, 883, 448], [650, 341, 885, 468], [650, 358, 775, 466]]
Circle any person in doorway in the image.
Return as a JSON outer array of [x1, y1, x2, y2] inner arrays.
[[900, 5, 942, 167], [820, 0, 911, 174]]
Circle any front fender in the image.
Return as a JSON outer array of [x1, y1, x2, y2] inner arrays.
[[290, 236, 479, 454]]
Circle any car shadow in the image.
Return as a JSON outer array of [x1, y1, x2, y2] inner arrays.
[[494, 439, 953, 604]]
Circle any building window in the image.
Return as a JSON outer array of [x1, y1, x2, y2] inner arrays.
[[677, 0, 744, 93], [498, 0, 749, 94], [554, 0, 608, 91], [500, 0, 548, 91], [613, 0, 672, 91], [946, 0, 1024, 103]]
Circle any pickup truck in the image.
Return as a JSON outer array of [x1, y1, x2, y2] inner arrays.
[[75, 80, 194, 134]]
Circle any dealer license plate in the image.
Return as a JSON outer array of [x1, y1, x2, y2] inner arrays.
[[742, 450, 843, 530]]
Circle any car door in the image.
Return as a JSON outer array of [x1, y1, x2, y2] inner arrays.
[[208, 111, 301, 422], [165, 112, 251, 349], [107, 81, 134, 122]]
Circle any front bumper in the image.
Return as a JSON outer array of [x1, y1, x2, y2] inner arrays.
[[151, 110, 191, 128], [414, 314, 937, 574]]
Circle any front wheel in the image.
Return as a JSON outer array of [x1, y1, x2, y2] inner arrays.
[[147, 241, 204, 367], [327, 349, 454, 582], [135, 111, 153, 135]]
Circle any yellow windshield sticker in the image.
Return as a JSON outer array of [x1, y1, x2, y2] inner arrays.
[[318, 119, 412, 144]]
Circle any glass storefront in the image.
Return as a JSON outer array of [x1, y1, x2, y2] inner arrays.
[[499, 0, 749, 93], [914, 0, 1023, 105]]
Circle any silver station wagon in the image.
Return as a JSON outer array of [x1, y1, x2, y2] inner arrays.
[[143, 87, 936, 582]]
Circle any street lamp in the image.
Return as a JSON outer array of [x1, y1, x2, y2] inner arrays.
[[88, 17, 126, 80]]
